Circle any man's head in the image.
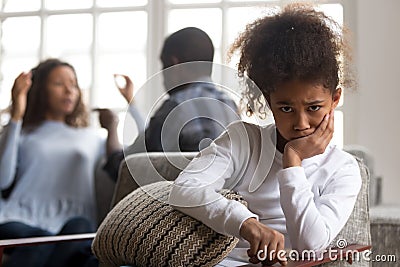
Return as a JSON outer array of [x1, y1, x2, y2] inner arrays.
[[161, 27, 214, 71], [160, 27, 215, 93]]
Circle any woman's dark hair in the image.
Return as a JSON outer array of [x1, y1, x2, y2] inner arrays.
[[229, 3, 354, 117], [22, 58, 88, 131]]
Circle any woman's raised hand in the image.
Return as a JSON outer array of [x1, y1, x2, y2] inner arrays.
[[114, 74, 134, 104], [11, 72, 32, 121], [283, 110, 334, 168]]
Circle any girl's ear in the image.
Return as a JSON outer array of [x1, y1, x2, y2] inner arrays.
[[332, 88, 342, 109]]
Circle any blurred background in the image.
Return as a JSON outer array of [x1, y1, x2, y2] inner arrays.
[[0, 0, 398, 205]]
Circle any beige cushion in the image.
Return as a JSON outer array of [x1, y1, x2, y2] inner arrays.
[[92, 181, 247, 267], [320, 158, 371, 266], [111, 152, 198, 208]]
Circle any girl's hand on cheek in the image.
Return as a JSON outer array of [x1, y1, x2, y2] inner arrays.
[[283, 110, 334, 168]]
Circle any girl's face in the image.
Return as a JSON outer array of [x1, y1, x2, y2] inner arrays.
[[268, 80, 341, 145], [46, 66, 80, 120]]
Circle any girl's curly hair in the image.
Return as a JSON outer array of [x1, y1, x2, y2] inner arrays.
[[229, 3, 354, 118]]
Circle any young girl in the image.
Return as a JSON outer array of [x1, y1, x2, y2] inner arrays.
[[0, 58, 119, 267], [169, 4, 361, 266]]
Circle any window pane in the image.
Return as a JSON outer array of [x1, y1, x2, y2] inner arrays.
[[98, 11, 147, 51], [226, 7, 271, 66], [46, 14, 93, 57], [318, 4, 343, 26], [168, 0, 221, 3], [213, 50, 222, 65], [118, 110, 139, 146], [228, 0, 277, 2], [317, 3, 343, 108], [96, 0, 147, 7], [338, 92, 344, 107], [45, 0, 93, 10], [2, 0, 40, 12], [95, 54, 147, 109], [2, 17, 41, 53], [61, 54, 92, 93], [226, 7, 270, 45], [168, 8, 222, 48]]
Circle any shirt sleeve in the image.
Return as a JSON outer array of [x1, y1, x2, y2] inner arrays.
[[169, 123, 258, 238], [144, 100, 176, 152], [0, 120, 22, 190], [278, 158, 362, 252], [123, 101, 173, 156], [128, 103, 145, 133]]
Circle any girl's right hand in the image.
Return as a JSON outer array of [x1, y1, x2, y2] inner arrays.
[[240, 218, 287, 266], [114, 74, 134, 104], [11, 72, 32, 121]]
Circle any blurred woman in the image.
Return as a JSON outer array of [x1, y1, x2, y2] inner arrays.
[[0, 58, 120, 267]]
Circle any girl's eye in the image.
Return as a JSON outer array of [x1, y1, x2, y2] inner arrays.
[[280, 106, 293, 113], [308, 105, 321, 112]]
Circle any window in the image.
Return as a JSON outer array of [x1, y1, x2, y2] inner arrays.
[[0, 0, 345, 146]]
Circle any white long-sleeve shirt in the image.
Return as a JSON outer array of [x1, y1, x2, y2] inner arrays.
[[0, 120, 105, 232], [170, 121, 361, 259]]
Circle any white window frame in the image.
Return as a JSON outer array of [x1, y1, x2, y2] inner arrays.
[[0, 0, 349, 146]]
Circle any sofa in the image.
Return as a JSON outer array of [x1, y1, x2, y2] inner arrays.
[[369, 205, 400, 266], [344, 146, 399, 266], [92, 151, 372, 266]]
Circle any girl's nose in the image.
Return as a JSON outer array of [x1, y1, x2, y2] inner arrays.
[[293, 112, 310, 131]]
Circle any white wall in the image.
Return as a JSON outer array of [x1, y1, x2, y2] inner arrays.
[[343, 0, 400, 204]]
